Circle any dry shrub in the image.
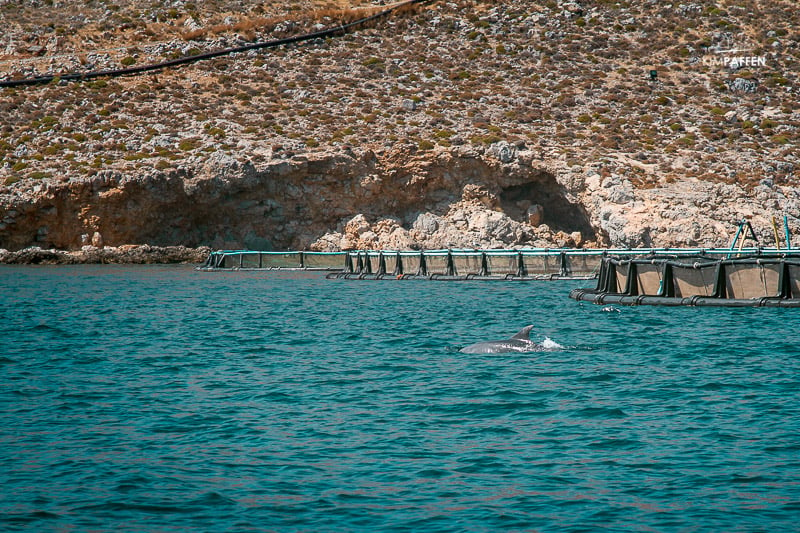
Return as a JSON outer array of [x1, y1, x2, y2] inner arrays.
[[180, 5, 393, 41]]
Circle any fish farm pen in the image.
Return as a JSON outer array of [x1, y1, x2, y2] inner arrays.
[[198, 249, 602, 279], [569, 250, 800, 307], [197, 248, 800, 288]]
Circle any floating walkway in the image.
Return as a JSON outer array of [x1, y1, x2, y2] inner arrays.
[[569, 251, 800, 307]]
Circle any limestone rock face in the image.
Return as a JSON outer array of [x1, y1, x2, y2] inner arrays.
[[0, 146, 593, 252], [1, 146, 798, 253]]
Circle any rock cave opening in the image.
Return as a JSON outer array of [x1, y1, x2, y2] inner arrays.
[[499, 180, 595, 240]]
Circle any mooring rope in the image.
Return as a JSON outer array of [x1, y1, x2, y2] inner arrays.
[[0, 0, 431, 88]]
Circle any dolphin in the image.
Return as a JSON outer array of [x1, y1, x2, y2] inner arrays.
[[459, 325, 544, 354]]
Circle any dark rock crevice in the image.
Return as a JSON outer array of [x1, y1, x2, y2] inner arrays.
[[499, 181, 596, 241]]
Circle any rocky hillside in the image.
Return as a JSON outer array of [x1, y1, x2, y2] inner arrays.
[[1, 0, 799, 252]]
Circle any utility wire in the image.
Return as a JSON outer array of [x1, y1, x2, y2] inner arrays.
[[0, 0, 431, 89]]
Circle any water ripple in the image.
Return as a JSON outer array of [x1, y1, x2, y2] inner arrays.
[[1, 266, 799, 530]]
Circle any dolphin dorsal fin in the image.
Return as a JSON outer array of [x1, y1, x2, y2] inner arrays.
[[511, 325, 534, 340]]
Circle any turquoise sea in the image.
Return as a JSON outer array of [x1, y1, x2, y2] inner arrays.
[[1, 265, 799, 531]]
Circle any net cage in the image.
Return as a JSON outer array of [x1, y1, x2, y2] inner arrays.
[[423, 253, 452, 275], [585, 254, 800, 300], [451, 253, 484, 276], [203, 249, 800, 288], [258, 252, 303, 268], [671, 262, 718, 297], [564, 254, 603, 276], [484, 253, 520, 276], [398, 252, 423, 275], [724, 262, 782, 299], [518, 254, 558, 276], [203, 248, 612, 277], [302, 252, 345, 269]]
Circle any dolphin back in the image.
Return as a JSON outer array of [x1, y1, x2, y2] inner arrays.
[[460, 325, 539, 354]]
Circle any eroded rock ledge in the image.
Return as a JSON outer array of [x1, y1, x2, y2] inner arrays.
[[0, 245, 210, 265], [1, 144, 799, 256], [0, 144, 601, 253]]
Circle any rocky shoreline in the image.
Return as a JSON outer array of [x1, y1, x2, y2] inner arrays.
[[0, 244, 210, 265], [2, 144, 800, 255]]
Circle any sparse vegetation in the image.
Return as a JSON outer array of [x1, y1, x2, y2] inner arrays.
[[0, 0, 796, 193]]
